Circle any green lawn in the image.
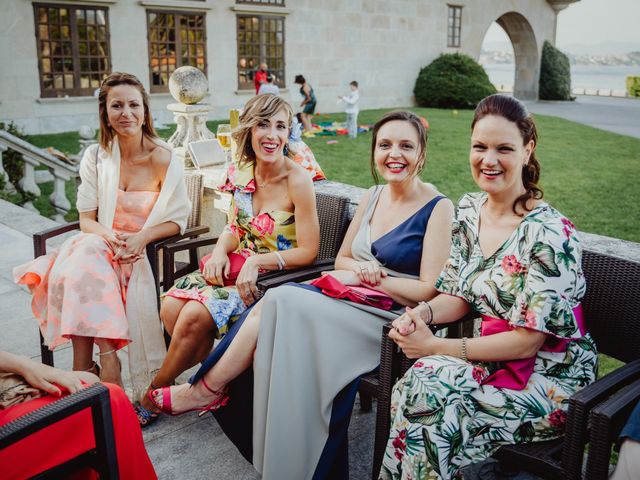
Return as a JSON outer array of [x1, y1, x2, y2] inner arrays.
[[24, 107, 640, 242], [17, 108, 639, 379]]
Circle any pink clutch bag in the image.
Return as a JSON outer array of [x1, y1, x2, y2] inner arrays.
[[309, 274, 394, 310], [199, 252, 246, 286]]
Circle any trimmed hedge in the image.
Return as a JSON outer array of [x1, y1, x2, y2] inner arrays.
[[413, 53, 496, 109], [539, 40, 572, 100], [626, 76, 640, 97]]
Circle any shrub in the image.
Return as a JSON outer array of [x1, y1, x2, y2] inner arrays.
[[413, 53, 497, 109], [539, 41, 572, 100], [626, 76, 640, 97], [0, 122, 27, 189], [0, 122, 38, 205]]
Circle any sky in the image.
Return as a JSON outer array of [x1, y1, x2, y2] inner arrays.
[[484, 0, 640, 53]]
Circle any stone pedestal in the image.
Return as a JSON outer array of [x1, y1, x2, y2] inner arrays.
[[167, 103, 216, 168]]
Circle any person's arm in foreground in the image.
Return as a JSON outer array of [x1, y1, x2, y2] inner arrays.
[[0, 351, 85, 396]]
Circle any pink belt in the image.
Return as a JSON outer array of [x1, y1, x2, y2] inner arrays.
[[480, 304, 586, 390]]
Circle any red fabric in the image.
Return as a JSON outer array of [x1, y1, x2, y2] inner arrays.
[[199, 252, 247, 286], [0, 383, 156, 480], [254, 70, 268, 94], [480, 304, 586, 390], [310, 274, 394, 310]]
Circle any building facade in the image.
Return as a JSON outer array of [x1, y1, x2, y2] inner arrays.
[[0, 0, 576, 134]]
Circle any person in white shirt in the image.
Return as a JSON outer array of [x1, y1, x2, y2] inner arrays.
[[258, 74, 280, 96], [338, 80, 360, 139]]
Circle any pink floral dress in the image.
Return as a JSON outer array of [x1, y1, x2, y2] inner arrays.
[[14, 189, 159, 350], [164, 162, 297, 337]]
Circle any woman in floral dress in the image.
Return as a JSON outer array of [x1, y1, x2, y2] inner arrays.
[[134, 94, 320, 424], [149, 110, 455, 479], [14, 72, 190, 399], [381, 95, 597, 479]]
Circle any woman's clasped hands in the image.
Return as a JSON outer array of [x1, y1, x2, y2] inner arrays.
[[109, 231, 148, 264], [389, 304, 440, 359]]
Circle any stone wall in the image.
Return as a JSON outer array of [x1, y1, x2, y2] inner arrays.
[[1, 0, 559, 134]]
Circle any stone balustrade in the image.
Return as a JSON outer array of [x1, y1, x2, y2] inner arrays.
[[0, 129, 79, 222]]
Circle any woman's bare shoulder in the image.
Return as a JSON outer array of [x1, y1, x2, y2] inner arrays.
[[149, 143, 172, 176]]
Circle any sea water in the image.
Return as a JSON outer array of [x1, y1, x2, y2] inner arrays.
[[482, 63, 640, 92]]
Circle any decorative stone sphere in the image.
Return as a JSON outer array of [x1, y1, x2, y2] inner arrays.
[[169, 66, 208, 104], [78, 125, 96, 140]]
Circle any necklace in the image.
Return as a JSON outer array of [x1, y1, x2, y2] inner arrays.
[[256, 176, 271, 189]]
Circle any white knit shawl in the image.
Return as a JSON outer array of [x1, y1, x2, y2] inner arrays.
[[76, 139, 190, 399]]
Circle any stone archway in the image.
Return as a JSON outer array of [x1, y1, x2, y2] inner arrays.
[[495, 12, 539, 100]]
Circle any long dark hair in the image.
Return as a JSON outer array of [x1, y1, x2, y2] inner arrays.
[[472, 94, 543, 215], [370, 110, 428, 184], [98, 72, 157, 152]]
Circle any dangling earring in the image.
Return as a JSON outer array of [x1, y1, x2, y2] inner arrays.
[[283, 144, 289, 156]]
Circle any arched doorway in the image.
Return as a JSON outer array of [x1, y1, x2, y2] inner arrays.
[[494, 12, 539, 100]]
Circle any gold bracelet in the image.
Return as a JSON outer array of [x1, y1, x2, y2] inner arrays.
[[461, 337, 468, 362]]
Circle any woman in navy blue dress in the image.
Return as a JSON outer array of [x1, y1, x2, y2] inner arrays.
[[151, 111, 454, 479]]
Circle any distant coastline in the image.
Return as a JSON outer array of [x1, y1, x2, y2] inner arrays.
[[482, 62, 639, 91], [480, 50, 640, 67]]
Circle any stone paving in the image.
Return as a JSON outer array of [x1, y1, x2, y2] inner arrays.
[[0, 198, 376, 479]]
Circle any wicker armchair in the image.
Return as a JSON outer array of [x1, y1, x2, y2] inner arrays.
[[33, 171, 208, 366], [370, 249, 640, 480], [162, 190, 350, 295], [586, 370, 640, 479], [0, 383, 118, 479]]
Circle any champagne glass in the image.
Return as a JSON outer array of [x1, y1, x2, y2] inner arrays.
[[217, 124, 232, 165]]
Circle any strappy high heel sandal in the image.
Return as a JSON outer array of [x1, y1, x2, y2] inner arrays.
[[149, 378, 229, 417], [135, 384, 161, 428]]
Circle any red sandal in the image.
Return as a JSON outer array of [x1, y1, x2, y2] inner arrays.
[[149, 378, 228, 417]]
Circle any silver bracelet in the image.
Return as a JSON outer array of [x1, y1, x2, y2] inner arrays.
[[274, 251, 286, 270], [418, 301, 434, 326], [461, 337, 468, 362]]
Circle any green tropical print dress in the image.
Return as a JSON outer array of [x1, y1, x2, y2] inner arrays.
[[165, 162, 297, 337], [380, 192, 597, 480]]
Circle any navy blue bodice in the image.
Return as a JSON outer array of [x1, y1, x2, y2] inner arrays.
[[371, 196, 445, 277]]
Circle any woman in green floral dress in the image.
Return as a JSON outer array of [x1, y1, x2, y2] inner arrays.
[[380, 95, 597, 479], [134, 94, 319, 425]]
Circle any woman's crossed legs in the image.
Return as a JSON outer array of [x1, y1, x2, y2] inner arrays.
[[150, 300, 263, 414]]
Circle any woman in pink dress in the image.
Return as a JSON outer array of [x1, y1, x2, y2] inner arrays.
[[14, 72, 190, 399]]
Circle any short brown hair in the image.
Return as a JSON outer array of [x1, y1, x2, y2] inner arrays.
[[233, 94, 295, 169], [98, 72, 157, 152], [370, 110, 428, 184]]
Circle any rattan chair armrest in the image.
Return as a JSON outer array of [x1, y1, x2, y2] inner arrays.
[[256, 258, 335, 292], [0, 383, 109, 446], [559, 358, 640, 479], [33, 221, 81, 257], [33, 221, 81, 242], [163, 235, 220, 255], [183, 225, 210, 238], [148, 225, 211, 251], [586, 377, 640, 480], [571, 359, 640, 411]]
